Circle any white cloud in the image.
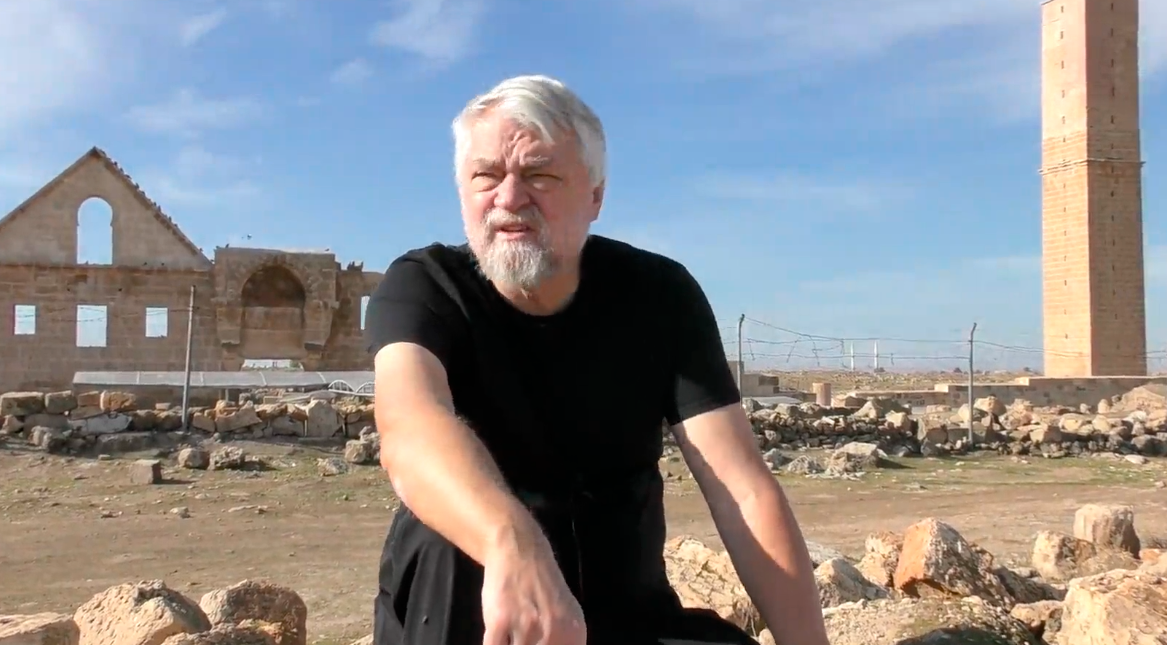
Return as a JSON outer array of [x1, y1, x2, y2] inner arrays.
[[369, 0, 487, 66], [179, 8, 228, 46], [136, 145, 261, 207], [693, 171, 915, 217], [125, 89, 263, 137], [0, 0, 141, 141], [629, 0, 1026, 71], [627, 0, 1167, 120], [330, 58, 374, 85]]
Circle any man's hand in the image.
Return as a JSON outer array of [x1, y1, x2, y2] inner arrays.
[[481, 528, 586, 645]]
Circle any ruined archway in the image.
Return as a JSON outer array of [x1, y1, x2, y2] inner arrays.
[[238, 264, 308, 360]]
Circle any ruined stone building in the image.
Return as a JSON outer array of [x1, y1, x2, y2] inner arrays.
[[1040, 0, 1147, 376], [0, 147, 383, 392]]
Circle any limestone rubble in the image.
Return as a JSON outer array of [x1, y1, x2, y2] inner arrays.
[[3, 388, 1167, 644], [2, 503, 1164, 645], [3, 389, 1167, 467]]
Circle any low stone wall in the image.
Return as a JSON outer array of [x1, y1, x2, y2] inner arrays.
[[0, 389, 375, 457], [3, 504, 1164, 644], [847, 375, 1167, 410], [743, 388, 1167, 460], [4, 387, 1167, 462]]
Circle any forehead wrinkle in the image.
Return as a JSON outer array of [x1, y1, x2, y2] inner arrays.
[[467, 154, 553, 170], [521, 155, 552, 168]]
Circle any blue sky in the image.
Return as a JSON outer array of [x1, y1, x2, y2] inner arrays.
[[1, 0, 1166, 372]]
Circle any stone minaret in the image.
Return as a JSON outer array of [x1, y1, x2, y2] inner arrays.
[[1040, 0, 1146, 376]]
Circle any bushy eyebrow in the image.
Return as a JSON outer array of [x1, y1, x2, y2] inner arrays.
[[468, 155, 553, 172]]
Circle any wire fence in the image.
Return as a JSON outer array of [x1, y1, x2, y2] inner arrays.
[[717, 316, 1167, 374], [10, 306, 1167, 374]]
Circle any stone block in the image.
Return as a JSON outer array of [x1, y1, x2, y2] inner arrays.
[[129, 459, 163, 485]]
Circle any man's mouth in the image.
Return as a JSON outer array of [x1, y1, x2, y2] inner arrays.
[[495, 223, 532, 234]]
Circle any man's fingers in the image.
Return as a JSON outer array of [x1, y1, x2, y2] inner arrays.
[[543, 616, 585, 645], [512, 611, 542, 645], [482, 622, 508, 645]]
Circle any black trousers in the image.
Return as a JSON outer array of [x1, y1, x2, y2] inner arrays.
[[374, 592, 760, 645], [374, 515, 758, 645]]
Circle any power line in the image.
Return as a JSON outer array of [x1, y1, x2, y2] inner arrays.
[[11, 306, 198, 324]]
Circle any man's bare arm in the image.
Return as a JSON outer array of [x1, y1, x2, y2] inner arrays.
[[671, 403, 829, 645], [374, 342, 548, 564]]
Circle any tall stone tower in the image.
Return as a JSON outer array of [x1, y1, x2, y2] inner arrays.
[[1040, 0, 1146, 377]]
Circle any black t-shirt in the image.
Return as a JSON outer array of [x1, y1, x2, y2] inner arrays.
[[363, 234, 740, 628]]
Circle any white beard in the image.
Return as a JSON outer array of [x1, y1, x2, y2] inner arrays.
[[469, 206, 559, 291]]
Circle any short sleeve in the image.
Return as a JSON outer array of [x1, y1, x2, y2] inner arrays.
[[663, 265, 741, 426], [363, 256, 461, 371]]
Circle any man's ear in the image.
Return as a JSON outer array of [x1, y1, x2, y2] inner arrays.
[[591, 181, 605, 220]]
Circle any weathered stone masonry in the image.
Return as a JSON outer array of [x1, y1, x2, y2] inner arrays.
[[1041, 0, 1147, 376], [0, 147, 383, 392]]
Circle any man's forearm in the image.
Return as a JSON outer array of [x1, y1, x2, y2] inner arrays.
[[378, 405, 549, 565], [710, 480, 829, 645]]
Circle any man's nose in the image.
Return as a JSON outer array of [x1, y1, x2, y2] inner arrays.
[[492, 174, 530, 212]]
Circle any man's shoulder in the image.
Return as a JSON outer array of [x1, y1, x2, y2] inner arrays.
[[370, 242, 478, 309], [389, 241, 474, 273], [586, 235, 695, 291]]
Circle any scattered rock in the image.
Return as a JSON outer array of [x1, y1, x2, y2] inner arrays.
[[664, 536, 761, 633], [1053, 569, 1167, 644], [129, 459, 163, 485], [199, 581, 307, 645], [893, 518, 1011, 606], [814, 558, 888, 607], [177, 448, 210, 470], [316, 458, 348, 477], [0, 612, 79, 644], [856, 531, 901, 588], [1072, 504, 1141, 557], [209, 447, 247, 471], [1031, 531, 1138, 582], [73, 580, 211, 645]]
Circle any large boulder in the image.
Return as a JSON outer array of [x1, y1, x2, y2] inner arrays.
[[0, 612, 80, 645], [893, 519, 1011, 606], [663, 536, 760, 633], [73, 580, 210, 645], [199, 581, 307, 645], [823, 598, 1038, 645], [1050, 569, 1167, 645], [1071, 504, 1141, 558]]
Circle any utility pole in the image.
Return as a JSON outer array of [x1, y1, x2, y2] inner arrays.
[[736, 314, 745, 392], [967, 322, 977, 443], [181, 285, 195, 430]]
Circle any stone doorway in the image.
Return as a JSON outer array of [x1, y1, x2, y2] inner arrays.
[[238, 264, 307, 360]]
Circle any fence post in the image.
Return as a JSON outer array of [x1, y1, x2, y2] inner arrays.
[[967, 322, 977, 444], [736, 314, 745, 393]]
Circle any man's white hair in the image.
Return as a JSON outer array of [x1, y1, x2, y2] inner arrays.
[[452, 75, 607, 188]]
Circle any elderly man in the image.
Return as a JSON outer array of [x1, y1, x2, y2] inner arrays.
[[363, 75, 829, 645]]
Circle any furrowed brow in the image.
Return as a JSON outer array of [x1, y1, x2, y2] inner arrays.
[[520, 156, 552, 171]]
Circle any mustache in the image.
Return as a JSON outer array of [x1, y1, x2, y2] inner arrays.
[[485, 207, 544, 231]]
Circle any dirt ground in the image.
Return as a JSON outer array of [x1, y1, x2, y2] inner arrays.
[[1, 441, 1165, 644]]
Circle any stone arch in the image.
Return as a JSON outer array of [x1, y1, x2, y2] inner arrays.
[[238, 264, 308, 359], [241, 264, 308, 307], [77, 196, 113, 264]]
